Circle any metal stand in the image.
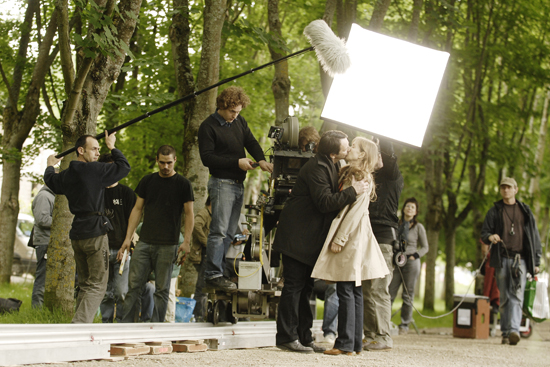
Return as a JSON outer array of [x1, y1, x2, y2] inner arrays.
[[392, 307, 420, 335]]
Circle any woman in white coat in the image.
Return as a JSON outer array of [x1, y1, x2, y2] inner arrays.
[[312, 137, 390, 356]]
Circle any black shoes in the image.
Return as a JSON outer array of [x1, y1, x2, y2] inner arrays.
[[276, 340, 314, 354], [206, 276, 237, 291]]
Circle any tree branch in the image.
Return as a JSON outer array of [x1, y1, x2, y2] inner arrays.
[[0, 60, 18, 110], [56, 0, 75, 96], [9, 0, 39, 108]]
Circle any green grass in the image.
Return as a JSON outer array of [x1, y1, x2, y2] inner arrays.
[[391, 298, 453, 329], [0, 281, 100, 324], [316, 296, 454, 329]]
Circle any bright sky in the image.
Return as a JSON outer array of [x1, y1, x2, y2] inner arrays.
[[0, 0, 24, 20]]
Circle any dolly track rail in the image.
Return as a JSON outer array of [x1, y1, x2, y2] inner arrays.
[[0, 320, 323, 366]]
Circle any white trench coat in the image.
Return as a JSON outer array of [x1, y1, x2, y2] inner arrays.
[[311, 189, 390, 286]]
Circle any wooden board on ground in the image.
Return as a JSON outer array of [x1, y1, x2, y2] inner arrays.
[[172, 341, 208, 353], [110, 343, 150, 357], [146, 341, 173, 355]]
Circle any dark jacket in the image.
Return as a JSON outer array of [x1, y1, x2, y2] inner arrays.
[[272, 153, 357, 267], [370, 139, 403, 244], [44, 149, 131, 240], [481, 199, 542, 276]]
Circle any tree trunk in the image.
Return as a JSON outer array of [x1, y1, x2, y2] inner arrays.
[[171, 0, 198, 179], [320, 0, 337, 98], [444, 220, 456, 310], [321, 0, 357, 136], [368, 0, 392, 32], [407, 0, 423, 42], [44, 180, 75, 313], [529, 88, 550, 219], [336, 0, 356, 39], [422, 146, 444, 310], [267, 0, 290, 125], [0, 3, 58, 284], [45, 0, 143, 310], [181, 0, 227, 216]]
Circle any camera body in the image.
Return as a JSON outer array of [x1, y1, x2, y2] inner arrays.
[[392, 238, 408, 267]]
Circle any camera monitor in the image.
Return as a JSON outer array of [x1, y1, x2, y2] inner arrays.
[[321, 23, 450, 147]]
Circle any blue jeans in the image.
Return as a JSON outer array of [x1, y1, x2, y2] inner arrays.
[[322, 283, 339, 336], [204, 177, 244, 280], [140, 282, 155, 322], [121, 241, 177, 323], [496, 257, 527, 337], [100, 248, 130, 322], [334, 282, 363, 353], [32, 245, 48, 308]]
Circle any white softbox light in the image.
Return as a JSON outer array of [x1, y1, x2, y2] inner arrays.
[[321, 24, 450, 147]]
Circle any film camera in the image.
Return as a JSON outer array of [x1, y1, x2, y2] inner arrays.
[[206, 116, 315, 324], [392, 228, 408, 267]]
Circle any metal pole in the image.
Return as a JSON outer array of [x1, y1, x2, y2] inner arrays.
[[55, 46, 314, 159]]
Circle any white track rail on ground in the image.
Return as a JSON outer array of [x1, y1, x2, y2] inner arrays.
[[0, 320, 323, 366]]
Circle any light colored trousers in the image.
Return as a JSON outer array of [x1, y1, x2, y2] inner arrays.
[[362, 242, 394, 347]]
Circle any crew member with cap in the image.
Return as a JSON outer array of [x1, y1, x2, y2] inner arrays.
[[481, 177, 542, 346]]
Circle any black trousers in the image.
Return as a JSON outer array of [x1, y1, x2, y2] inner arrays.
[[276, 254, 315, 345], [334, 281, 363, 353]]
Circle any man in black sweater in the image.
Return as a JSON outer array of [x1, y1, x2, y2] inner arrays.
[[45, 131, 130, 323], [198, 86, 273, 291], [97, 153, 136, 323]]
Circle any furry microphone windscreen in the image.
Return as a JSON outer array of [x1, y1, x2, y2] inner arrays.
[[304, 20, 351, 77]]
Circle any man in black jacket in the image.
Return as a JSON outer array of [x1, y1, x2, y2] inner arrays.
[[45, 131, 130, 323], [273, 130, 368, 354], [198, 86, 273, 291], [481, 177, 541, 346], [97, 153, 136, 323], [363, 138, 403, 352]]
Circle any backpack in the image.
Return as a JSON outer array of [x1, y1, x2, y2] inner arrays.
[[0, 298, 23, 314]]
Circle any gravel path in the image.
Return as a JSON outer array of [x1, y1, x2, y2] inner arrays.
[[28, 322, 550, 367]]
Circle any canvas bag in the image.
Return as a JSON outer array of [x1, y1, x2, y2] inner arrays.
[[523, 277, 550, 323]]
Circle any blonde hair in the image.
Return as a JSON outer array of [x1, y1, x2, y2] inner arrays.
[[339, 137, 378, 200]]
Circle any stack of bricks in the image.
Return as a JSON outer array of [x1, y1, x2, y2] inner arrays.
[[109, 340, 208, 357]]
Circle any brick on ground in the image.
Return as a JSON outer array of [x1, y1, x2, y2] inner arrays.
[[146, 341, 173, 355], [110, 343, 151, 357], [172, 340, 208, 353]]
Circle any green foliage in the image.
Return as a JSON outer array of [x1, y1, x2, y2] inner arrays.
[[73, 0, 135, 59]]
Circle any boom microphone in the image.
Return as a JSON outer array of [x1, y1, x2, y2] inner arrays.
[[304, 20, 351, 77], [54, 20, 351, 158]]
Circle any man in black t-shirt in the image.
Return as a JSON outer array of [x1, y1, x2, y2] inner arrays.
[[45, 131, 130, 323], [198, 86, 273, 291], [97, 153, 136, 323], [118, 145, 194, 322]]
